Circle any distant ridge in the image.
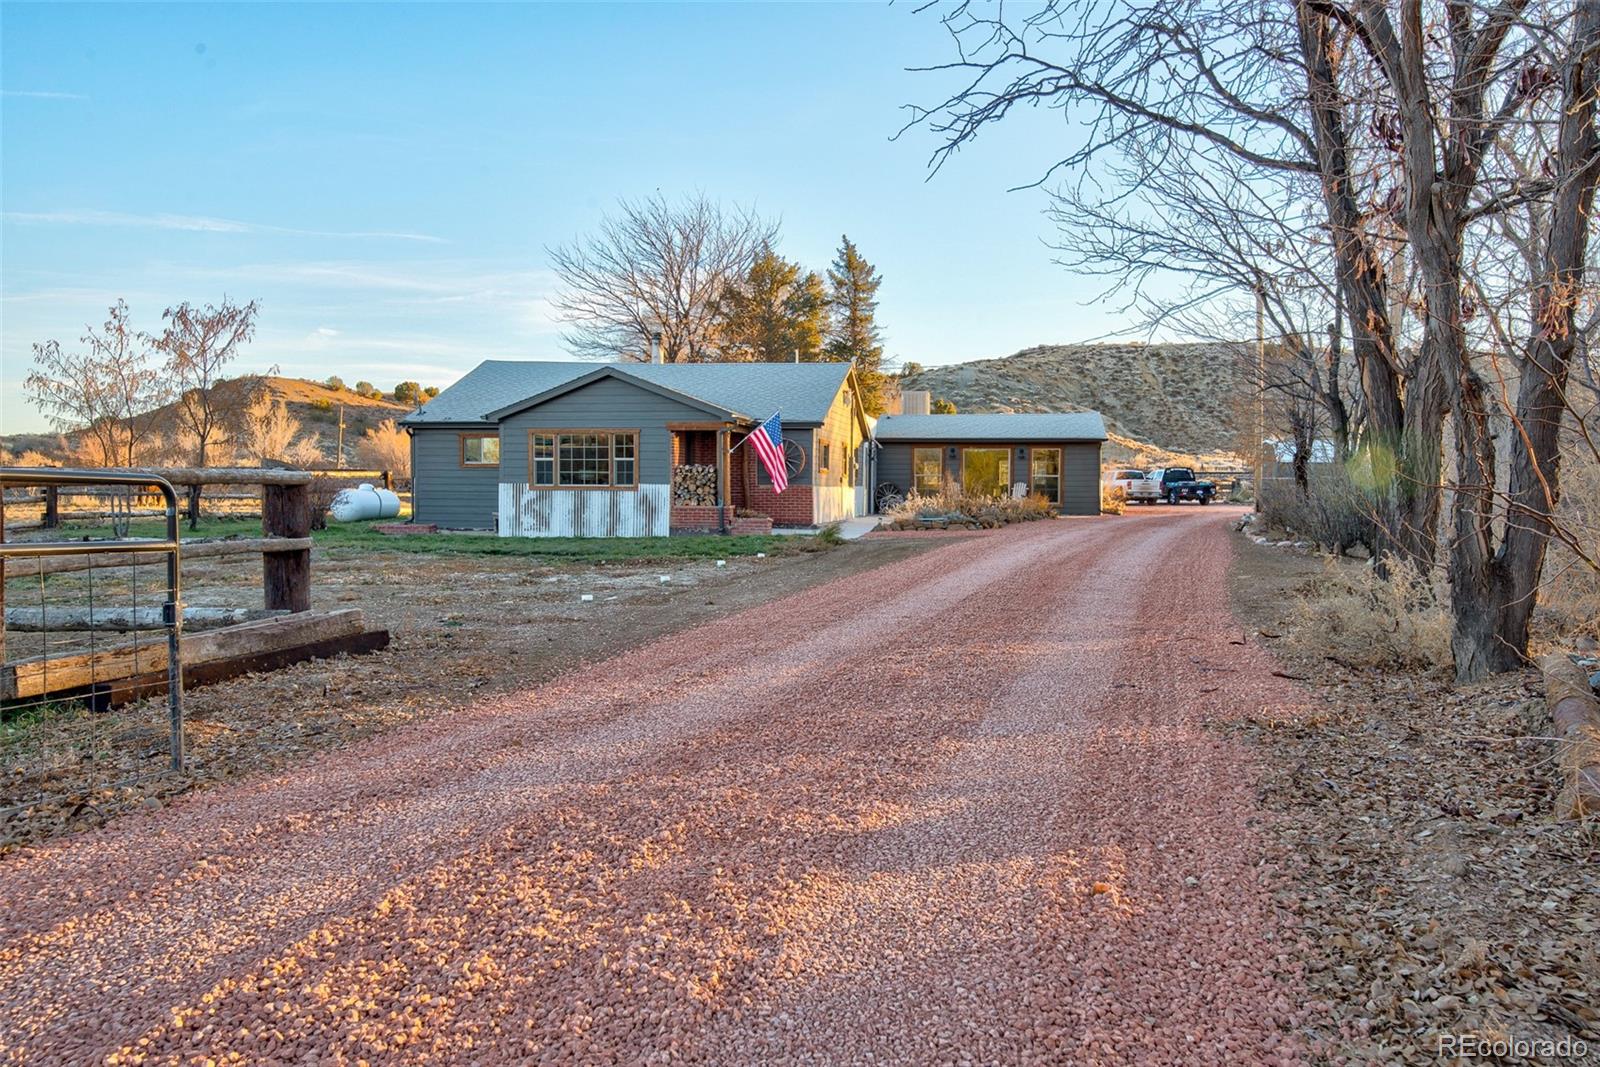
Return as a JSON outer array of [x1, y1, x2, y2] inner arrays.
[[1, 376, 412, 464], [900, 341, 1252, 460]]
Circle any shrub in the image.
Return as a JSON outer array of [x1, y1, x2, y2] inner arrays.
[[1288, 557, 1451, 671], [324, 375, 346, 392], [307, 475, 339, 531], [356, 418, 412, 479], [1101, 483, 1127, 515], [394, 381, 423, 404], [1258, 466, 1377, 555], [882, 480, 1052, 528]]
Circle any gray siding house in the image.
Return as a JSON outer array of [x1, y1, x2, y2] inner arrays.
[[873, 412, 1107, 516], [402, 360, 873, 536]]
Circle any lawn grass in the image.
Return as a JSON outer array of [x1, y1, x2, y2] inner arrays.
[[315, 523, 810, 562], [40, 516, 816, 564], [45, 517, 264, 541]]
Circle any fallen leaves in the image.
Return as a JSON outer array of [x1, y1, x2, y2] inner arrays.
[[1228, 539, 1600, 1062]]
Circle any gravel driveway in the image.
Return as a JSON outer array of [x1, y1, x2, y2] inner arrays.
[[2, 507, 1311, 1065]]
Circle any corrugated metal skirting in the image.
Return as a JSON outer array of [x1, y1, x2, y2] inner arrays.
[[498, 483, 671, 537]]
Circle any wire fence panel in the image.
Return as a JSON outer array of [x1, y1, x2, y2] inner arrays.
[[1, 469, 185, 819]]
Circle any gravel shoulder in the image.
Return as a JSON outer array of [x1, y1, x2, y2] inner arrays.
[[4, 508, 1312, 1065]]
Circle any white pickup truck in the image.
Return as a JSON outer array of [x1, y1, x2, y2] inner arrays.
[[1104, 468, 1150, 498]]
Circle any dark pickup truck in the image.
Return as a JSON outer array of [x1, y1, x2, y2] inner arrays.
[[1150, 467, 1216, 505]]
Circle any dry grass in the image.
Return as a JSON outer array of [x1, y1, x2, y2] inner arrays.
[[1100, 483, 1127, 515], [1288, 557, 1452, 671], [1539, 446, 1600, 640]]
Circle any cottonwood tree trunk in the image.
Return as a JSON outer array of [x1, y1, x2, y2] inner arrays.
[[1453, 2, 1600, 679], [1297, 2, 1443, 568]]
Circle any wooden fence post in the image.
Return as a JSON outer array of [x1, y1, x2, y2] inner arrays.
[[262, 483, 312, 613], [43, 486, 59, 529], [382, 470, 393, 491]]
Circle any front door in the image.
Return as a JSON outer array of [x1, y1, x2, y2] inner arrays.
[[962, 448, 1011, 498]]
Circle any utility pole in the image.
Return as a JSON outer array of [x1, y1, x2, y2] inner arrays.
[[337, 403, 345, 469], [1254, 281, 1266, 511]]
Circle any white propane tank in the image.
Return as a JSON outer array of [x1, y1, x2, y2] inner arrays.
[[329, 482, 402, 522]]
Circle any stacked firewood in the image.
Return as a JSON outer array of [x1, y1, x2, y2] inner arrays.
[[672, 464, 717, 505]]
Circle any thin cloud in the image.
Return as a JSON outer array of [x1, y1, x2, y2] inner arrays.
[[2, 90, 89, 100], [2, 209, 444, 243]]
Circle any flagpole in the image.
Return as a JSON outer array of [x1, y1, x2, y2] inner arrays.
[[729, 410, 780, 454]]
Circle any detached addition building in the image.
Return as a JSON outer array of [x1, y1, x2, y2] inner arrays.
[[872, 412, 1107, 517], [402, 359, 1107, 537]]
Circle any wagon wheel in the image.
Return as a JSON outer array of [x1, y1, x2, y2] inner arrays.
[[876, 483, 904, 511], [783, 439, 807, 478]]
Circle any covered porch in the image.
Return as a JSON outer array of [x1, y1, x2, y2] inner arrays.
[[667, 423, 774, 536]]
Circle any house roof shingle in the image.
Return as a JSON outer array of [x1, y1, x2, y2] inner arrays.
[[873, 412, 1108, 442], [401, 360, 854, 427]]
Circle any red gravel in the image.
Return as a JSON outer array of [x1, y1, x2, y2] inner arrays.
[[1, 507, 1313, 1065]]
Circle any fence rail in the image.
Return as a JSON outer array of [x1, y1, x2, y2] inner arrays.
[[1, 467, 395, 530]]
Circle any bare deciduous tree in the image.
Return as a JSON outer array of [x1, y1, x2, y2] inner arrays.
[[24, 300, 169, 468], [154, 297, 265, 525], [549, 193, 778, 362]]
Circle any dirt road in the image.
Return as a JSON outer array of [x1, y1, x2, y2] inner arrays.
[[2, 507, 1312, 1065]]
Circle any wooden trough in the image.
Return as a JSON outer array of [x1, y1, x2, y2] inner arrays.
[[3, 608, 389, 708]]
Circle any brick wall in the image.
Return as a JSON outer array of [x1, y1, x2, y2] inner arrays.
[[668, 504, 775, 536], [669, 504, 734, 533], [728, 439, 815, 526]]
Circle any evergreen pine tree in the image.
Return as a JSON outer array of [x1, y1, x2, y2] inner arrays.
[[716, 247, 828, 362], [824, 235, 887, 414]]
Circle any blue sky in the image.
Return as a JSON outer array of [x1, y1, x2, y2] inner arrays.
[[2, 2, 1132, 433]]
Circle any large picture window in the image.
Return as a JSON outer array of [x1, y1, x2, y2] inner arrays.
[[912, 447, 943, 495], [1030, 448, 1062, 506], [530, 430, 638, 488], [460, 433, 500, 467]]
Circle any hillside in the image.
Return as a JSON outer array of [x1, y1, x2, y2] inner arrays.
[[901, 342, 1253, 460], [1, 377, 413, 465]]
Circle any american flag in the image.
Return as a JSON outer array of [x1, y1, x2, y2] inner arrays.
[[749, 411, 788, 493]]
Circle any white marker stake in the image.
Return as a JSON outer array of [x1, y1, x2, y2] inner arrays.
[[658, 575, 671, 583], [756, 552, 766, 559], [580, 594, 594, 602], [716, 559, 726, 567]]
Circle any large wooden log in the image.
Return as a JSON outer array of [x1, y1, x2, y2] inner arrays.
[[2, 608, 365, 700], [262, 483, 312, 612], [126, 467, 315, 487], [1540, 652, 1600, 819], [2, 537, 313, 579], [3, 605, 269, 632]]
